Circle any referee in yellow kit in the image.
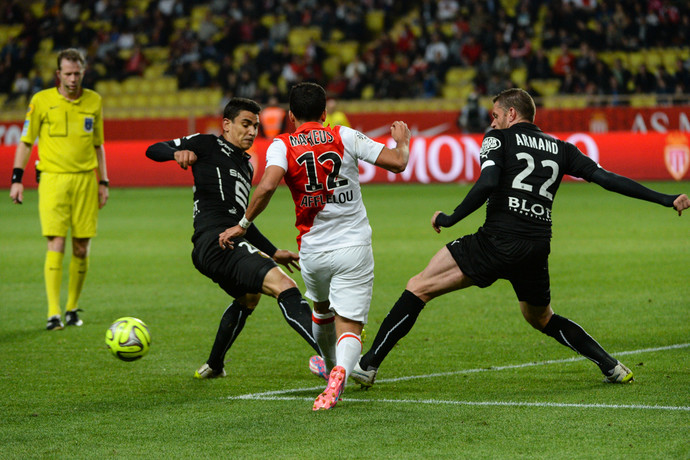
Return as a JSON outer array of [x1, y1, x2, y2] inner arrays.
[[9, 48, 109, 331]]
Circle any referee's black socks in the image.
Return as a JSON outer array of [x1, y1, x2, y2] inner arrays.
[[207, 301, 253, 371], [277, 287, 321, 354], [541, 314, 618, 373], [360, 290, 426, 370]]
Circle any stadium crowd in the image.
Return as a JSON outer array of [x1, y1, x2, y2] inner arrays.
[[1, 0, 690, 106]]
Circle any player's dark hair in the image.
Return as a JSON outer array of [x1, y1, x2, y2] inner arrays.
[[289, 82, 326, 122], [223, 97, 261, 121], [493, 88, 536, 123], [57, 48, 85, 69]]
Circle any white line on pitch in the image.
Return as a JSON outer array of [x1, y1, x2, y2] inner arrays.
[[228, 342, 689, 401], [231, 395, 690, 412]]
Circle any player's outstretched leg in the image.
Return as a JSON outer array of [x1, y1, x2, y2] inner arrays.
[[541, 313, 634, 383], [355, 290, 426, 387], [195, 300, 253, 379], [277, 287, 321, 354]]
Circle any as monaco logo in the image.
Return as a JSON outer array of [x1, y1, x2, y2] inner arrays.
[[664, 132, 690, 181]]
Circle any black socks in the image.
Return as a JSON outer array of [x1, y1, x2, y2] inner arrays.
[[541, 314, 618, 373], [360, 290, 426, 370], [277, 287, 320, 354], [207, 301, 253, 370]]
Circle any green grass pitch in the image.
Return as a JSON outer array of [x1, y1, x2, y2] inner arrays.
[[1, 182, 688, 458]]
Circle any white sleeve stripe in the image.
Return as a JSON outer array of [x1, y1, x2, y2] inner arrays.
[[481, 160, 495, 170]]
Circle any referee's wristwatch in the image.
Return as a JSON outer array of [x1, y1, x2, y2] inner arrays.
[[99, 179, 110, 187]]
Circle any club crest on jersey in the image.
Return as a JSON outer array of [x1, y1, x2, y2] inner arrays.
[[84, 117, 94, 132], [480, 136, 501, 158], [664, 132, 689, 181]]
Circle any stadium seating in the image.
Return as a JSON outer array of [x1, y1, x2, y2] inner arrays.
[[1, 2, 689, 121]]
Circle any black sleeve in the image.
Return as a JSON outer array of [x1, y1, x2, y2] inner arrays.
[[435, 165, 501, 228], [590, 168, 678, 207], [244, 224, 278, 257], [146, 140, 178, 162]]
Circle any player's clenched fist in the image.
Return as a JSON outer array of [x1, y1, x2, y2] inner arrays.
[[174, 150, 197, 170]]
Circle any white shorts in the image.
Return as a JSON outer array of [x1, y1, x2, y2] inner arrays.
[[300, 245, 374, 324]]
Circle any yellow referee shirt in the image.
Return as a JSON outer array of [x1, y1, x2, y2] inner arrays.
[[21, 87, 104, 173]]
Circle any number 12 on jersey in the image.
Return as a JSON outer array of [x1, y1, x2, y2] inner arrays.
[[296, 151, 350, 192]]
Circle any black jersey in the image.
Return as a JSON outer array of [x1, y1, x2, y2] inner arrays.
[[151, 133, 254, 238], [480, 122, 599, 239]]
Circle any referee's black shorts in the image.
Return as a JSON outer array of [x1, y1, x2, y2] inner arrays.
[[446, 227, 551, 306], [191, 230, 277, 299]]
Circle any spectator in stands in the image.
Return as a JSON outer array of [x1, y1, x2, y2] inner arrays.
[[610, 58, 632, 93], [552, 42, 575, 79], [457, 91, 488, 133], [508, 29, 531, 66], [486, 73, 511, 98], [634, 63, 657, 93], [474, 51, 492, 92], [424, 32, 449, 64], [491, 46, 511, 80], [29, 70, 44, 96], [188, 60, 212, 89], [325, 70, 347, 99], [527, 47, 552, 80], [437, 0, 459, 22], [344, 54, 367, 90], [672, 57, 690, 93], [198, 10, 219, 42], [124, 44, 148, 78], [459, 35, 482, 67], [5, 71, 30, 106], [61, 0, 82, 25], [269, 14, 290, 45], [655, 67, 676, 95], [589, 60, 612, 94], [3, 0, 689, 106], [574, 43, 596, 79]]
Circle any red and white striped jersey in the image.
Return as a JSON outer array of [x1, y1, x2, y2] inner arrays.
[[266, 122, 384, 253]]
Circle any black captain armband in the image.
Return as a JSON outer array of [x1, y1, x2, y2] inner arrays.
[[11, 168, 24, 184], [99, 180, 110, 187]]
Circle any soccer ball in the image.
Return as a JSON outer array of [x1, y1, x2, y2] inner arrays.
[[105, 317, 151, 361]]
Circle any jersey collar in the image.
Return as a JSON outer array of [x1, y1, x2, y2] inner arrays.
[[55, 87, 83, 104], [218, 135, 251, 159]]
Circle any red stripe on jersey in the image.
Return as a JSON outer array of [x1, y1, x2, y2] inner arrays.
[[337, 333, 361, 346], [276, 123, 346, 249]]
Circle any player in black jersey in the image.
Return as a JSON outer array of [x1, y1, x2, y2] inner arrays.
[[352, 88, 690, 387], [146, 97, 320, 379]]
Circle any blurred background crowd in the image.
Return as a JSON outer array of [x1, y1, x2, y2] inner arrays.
[[1, 0, 689, 115]]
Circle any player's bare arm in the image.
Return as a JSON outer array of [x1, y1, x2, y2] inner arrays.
[[96, 145, 109, 208], [374, 121, 411, 173], [173, 150, 197, 170], [9, 142, 33, 204], [673, 193, 689, 216]]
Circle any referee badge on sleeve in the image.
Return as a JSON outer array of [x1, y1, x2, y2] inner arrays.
[[84, 117, 94, 132]]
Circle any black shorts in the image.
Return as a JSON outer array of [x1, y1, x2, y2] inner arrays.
[[191, 231, 277, 299], [446, 228, 551, 306]]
